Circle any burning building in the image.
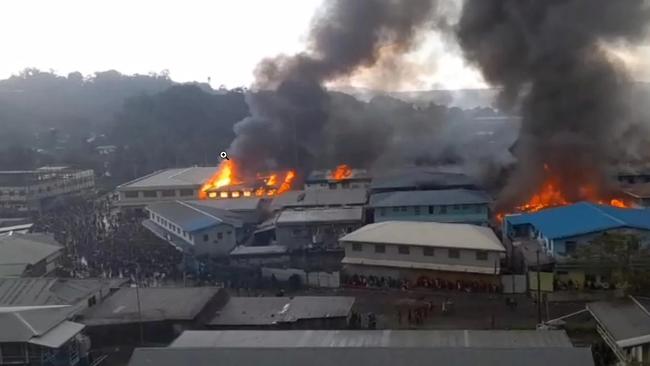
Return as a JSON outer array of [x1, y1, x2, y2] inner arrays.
[[199, 160, 296, 200], [305, 165, 371, 191]]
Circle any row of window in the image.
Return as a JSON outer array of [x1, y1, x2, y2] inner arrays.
[[350, 243, 489, 261], [125, 189, 195, 199], [151, 212, 194, 241], [379, 204, 484, 216]]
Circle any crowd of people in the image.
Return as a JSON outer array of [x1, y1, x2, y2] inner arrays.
[[342, 274, 504, 293], [31, 195, 183, 285]]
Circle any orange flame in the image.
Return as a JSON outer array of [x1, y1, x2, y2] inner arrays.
[[497, 164, 631, 221], [278, 170, 296, 194], [266, 174, 278, 187], [330, 164, 352, 181], [200, 160, 241, 199]]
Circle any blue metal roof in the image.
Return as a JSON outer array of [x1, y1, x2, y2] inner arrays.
[[505, 202, 650, 240]]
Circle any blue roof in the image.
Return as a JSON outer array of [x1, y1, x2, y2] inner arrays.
[[147, 201, 243, 233], [505, 202, 650, 240]]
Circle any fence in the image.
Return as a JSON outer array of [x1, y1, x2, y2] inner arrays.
[[261, 267, 340, 288], [500, 274, 527, 294]]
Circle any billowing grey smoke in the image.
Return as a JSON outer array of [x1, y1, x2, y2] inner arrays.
[[230, 0, 438, 179], [456, 0, 650, 209]]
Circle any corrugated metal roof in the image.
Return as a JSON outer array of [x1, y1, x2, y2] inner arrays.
[[369, 189, 491, 208], [230, 245, 288, 256], [171, 330, 573, 348], [28, 320, 85, 348], [209, 296, 355, 326], [0, 306, 76, 343], [276, 207, 364, 224], [271, 189, 368, 210], [370, 168, 476, 191], [587, 297, 650, 347], [505, 202, 650, 240], [147, 200, 243, 232], [118, 167, 217, 189], [0, 233, 62, 267], [128, 347, 595, 366], [81, 287, 221, 326], [185, 198, 265, 212], [0, 278, 127, 306], [307, 169, 371, 182], [341, 221, 505, 252]]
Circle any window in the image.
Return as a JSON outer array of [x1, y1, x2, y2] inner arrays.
[[217, 232, 223, 240], [161, 189, 176, 197], [227, 231, 232, 235], [342, 181, 350, 188], [475, 204, 483, 213], [398, 246, 410, 255], [379, 208, 386, 216], [565, 241, 577, 255], [346, 226, 354, 233], [180, 189, 194, 196], [428, 205, 434, 214], [440, 205, 447, 214], [292, 228, 303, 237], [203, 234, 209, 242], [423, 247, 434, 256], [352, 243, 363, 251], [392, 207, 399, 212], [448, 249, 460, 259], [18, 190, 26, 196], [475, 251, 488, 261], [453, 205, 460, 210], [329, 183, 337, 190], [1, 343, 25, 361], [125, 191, 139, 198], [375, 244, 386, 253], [143, 190, 157, 198], [414, 206, 421, 215]]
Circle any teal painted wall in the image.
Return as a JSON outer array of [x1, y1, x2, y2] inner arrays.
[[374, 204, 489, 224]]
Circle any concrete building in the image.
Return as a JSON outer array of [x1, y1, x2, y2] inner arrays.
[[207, 296, 355, 330], [143, 200, 244, 257], [370, 189, 491, 225], [0, 306, 88, 366], [587, 296, 650, 364], [341, 221, 505, 282], [0, 167, 94, 214], [305, 169, 371, 191], [127, 347, 594, 366], [271, 189, 368, 212], [183, 198, 269, 225], [504, 202, 650, 260], [275, 207, 365, 250], [170, 329, 574, 348], [78, 287, 225, 347], [0, 234, 63, 277], [115, 167, 217, 214]]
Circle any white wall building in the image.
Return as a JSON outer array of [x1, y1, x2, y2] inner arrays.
[[143, 200, 243, 257], [340, 221, 505, 281]]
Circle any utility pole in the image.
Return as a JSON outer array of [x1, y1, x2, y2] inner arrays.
[[536, 250, 542, 325]]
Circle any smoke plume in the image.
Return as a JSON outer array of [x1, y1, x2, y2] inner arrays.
[[456, 0, 650, 209], [230, 0, 439, 179]]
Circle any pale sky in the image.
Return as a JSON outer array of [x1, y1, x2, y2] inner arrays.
[[0, 0, 485, 90]]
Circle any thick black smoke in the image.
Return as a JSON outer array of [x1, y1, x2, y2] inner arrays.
[[456, 0, 650, 209], [230, 0, 438, 179]]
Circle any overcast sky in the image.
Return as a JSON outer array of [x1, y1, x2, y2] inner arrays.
[[0, 0, 491, 90]]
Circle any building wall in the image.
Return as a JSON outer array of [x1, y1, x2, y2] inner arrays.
[[373, 203, 489, 225], [342, 241, 501, 273], [547, 228, 650, 259], [305, 179, 371, 191], [276, 222, 361, 250], [117, 186, 200, 211]]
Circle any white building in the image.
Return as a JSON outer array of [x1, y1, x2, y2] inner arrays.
[[0, 167, 94, 213], [143, 200, 243, 257], [115, 167, 217, 214], [340, 221, 505, 282]]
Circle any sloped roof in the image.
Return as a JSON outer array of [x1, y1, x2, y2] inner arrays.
[[370, 168, 476, 191], [341, 221, 505, 252], [587, 297, 650, 348], [81, 287, 221, 326], [147, 200, 243, 232], [185, 198, 265, 212], [0, 277, 126, 306], [118, 167, 217, 189], [171, 330, 573, 348], [0, 233, 62, 270], [127, 347, 595, 366], [0, 306, 79, 343], [276, 207, 364, 225], [369, 189, 491, 208], [307, 169, 371, 182], [209, 296, 355, 326], [505, 202, 650, 240], [271, 189, 368, 210]]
